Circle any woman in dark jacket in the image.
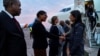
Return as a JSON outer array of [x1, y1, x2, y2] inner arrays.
[[49, 16, 62, 56], [69, 10, 85, 56]]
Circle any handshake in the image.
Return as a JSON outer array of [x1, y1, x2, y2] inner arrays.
[[59, 35, 65, 42]]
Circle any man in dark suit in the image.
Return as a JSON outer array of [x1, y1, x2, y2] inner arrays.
[[0, 0, 27, 56], [32, 10, 64, 56]]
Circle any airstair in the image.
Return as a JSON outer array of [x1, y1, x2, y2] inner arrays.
[[84, 17, 100, 48]]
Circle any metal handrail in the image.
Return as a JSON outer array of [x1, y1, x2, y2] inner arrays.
[[84, 17, 92, 47]]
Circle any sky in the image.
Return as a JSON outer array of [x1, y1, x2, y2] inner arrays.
[[0, 0, 74, 27]]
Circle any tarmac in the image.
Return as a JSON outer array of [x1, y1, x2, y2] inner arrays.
[[23, 28, 99, 56]]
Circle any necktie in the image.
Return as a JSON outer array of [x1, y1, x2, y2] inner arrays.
[[13, 18, 21, 31]]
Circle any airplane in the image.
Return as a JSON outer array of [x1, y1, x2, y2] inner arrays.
[[51, 4, 74, 21], [49, 3, 85, 22]]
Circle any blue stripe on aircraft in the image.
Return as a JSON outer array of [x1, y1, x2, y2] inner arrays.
[[96, 11, 100, 13]]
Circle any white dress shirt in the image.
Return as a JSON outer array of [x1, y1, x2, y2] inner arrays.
[[3, 10, 13, 19]]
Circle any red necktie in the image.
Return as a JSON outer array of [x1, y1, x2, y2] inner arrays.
[[13, 18, 21, 31]]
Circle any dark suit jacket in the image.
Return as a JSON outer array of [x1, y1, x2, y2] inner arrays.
[[32, 19, 59, 49], [49, 25, 60, 45], [0, 11, 27, 56]]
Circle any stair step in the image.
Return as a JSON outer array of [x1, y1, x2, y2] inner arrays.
[[91, 42, 100, 48], [91, 45, 100, 48], [91, 40, 96, 43], [91, 43, 97, 46]]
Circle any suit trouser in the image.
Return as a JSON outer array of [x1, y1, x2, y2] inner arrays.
[[71, 55, 83, 56], [49, 45, 59, 56], [89, 18, 96, 30], [97, 48, 100, 56], [34, 49, 47, 56], [58, 41, 65, 56], [62, 41, 68, 56]]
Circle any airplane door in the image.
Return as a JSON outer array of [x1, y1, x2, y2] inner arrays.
[[74, 0, 85, 14], [94, 0, 100, 22]]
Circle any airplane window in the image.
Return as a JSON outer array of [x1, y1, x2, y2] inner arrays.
[[60, 7, 71, 12]]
